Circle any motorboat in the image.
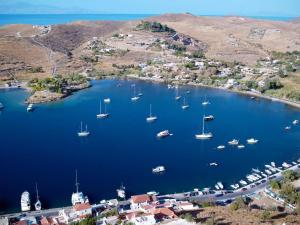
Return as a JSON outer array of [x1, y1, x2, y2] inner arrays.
[[247, 138, 259, 144], [204, 115, 214, 121], [157, 130, 170, 138], [217, 145, 225, 150], [228, 139, 239, 145], [152, 166, 165, 173]]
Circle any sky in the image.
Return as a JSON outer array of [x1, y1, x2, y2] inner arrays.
[[0, 0, 299, 16]]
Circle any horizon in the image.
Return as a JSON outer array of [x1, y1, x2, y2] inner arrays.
[[0, 0, 299, 17]]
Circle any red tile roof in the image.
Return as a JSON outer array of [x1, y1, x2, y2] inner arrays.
[[152, 208, 177, 219], [131, 194, 151, 204], [73, 203, 91, 211]]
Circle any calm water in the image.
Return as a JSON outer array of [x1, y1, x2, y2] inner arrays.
[[0, 79, 300, 213], [0, 14, 295, 26]]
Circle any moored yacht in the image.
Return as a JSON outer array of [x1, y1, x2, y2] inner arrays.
[[209, 162, 218, 166], [181, 97, 189, 109], [239, 180, 247, 186], [131, 85, 140, 101], [175, 87, 181, 100], [195, 116, 213, 139], [27, 104, 34, 112], [217, 182, 224, 190], [146, 104, 157, 122], [217, 145, 225, 150], [71, 170, 89, 206], [77, 122, 90, 137], [293, 120, 299, 125], [21, 191, 31, 212], [204, 115, 214, 121], [157, 130, 170, 138], [34, 183, 41, 211], [116, 184, 126, 199], [228, 139, 239, 145], [247, 138, 259, 144], [104, 98, 111, 104], [152, 166, 165, 173], [285, 126, 291, 130], [237, 145, 245, 149], [96, 101, 109, 119], [202, 96, 210, 106]]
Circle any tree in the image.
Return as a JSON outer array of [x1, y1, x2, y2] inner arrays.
[[269, 180, 281, 190], [260, 210, 271, 221], [182, 213, 195, 222], [230, 197, 247, 211], [282, 170, 299, 182]]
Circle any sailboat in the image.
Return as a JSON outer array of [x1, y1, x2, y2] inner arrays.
[[195, 116, 213, 139], [96, 101, 109, 119], [131, 85, 140, 101], [71, 170, 89, 206], [175, 87, 181, 101], [146, 104, 157, 122], [77, 122, 90, 137], [34, 183, 41, 211], [202, 96, 210, 106], [181, 97, 190, 109], [138, 88, 143, 96]]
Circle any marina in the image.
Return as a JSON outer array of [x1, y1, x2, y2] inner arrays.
[[0, 79, 300, 213]]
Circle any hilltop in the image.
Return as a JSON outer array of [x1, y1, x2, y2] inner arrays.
[[0, 13, 300, 104]]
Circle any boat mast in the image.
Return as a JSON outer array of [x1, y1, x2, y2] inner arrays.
[[80, 121, 83, 132], [35, 182, 39, 201], [75, 170, 79, 193], [202, 116, 205, 134], [149, 104, 152, 117]]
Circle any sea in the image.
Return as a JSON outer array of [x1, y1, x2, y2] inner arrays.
[[0, 14, 296, 26], [0, 79, 300, 213]]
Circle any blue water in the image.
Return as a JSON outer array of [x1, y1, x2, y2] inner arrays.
[[0, 14, 156, 26], [0, 14, 296, 26], [0, 79, 300, 213]]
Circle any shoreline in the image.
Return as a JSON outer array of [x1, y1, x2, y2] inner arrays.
[[126, 74, 300, 110]]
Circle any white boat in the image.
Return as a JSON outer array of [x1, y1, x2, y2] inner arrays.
[[0, 102, 4, 109], [202, 96, 210, 106], [78, 122, 90, 137], [138, 88, 143, 96], [228, 139, 239, 145], [285, 126, 291, 130], [71, 170, 89, 206], [152, 166, 165, 173], [147, 191, 159, 196], [21, 191, 31, 212], [181, 97, 189, 109], [96, 101, 109, 119], [237, 145, 245, 149], [247, 138, 258, 144], [252, 168, 261, 173], [293, 120, 299, 125], [239, 180, 247, 186], [175, 88, 181, 100], [104, 98, 111, 104], [116, 184, 126, 199], [217, 145, 225, 150], [217, 182, 224, 189], [214, 184, 220, 190], [146, 104, 157, 122], [27, 104, 34, 112], [209, 162, 218, 166], [131, 85, 140, 101], [157, 130, 170, 138], [195, 116, 213, 139], [230, 184, 239, 190], [271, 162, 276, 167], [186, 90, 190, 94], [34, 183, 41, 211], [265, 169, 272, 175], [282, 162, 291, 168], [204, 115, 214, 121]]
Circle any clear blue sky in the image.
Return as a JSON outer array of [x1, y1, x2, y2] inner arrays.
[[1, 0, 299, 16]]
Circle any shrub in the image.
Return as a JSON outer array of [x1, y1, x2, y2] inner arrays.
[[260, 210, 271, 221]]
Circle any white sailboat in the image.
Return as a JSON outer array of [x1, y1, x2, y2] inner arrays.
[[96, 101, 109, 119], [131, 85, 140, 101], [146, 104, 157, 122], [34, 183, 41, 211], [175, 87, 181, 100], [181, 97, 189, 109], [195, 116, 213, 139], [21, 191, 31, 212], [78, 122, 90, 137], [202, 96, 210, 106], [71, 170, 89, 206], [247, 138, 258, 144]]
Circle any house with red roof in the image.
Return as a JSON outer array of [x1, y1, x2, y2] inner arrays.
[[130, 194, 157, 210]]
